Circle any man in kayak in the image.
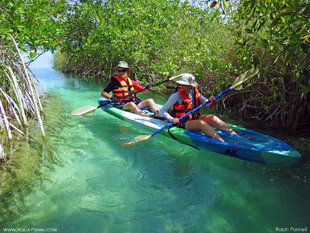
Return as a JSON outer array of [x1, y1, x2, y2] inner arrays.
[[160, 73, 243, 142], [101, 61, 160, 116]]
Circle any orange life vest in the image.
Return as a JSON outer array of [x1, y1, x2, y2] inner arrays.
[[173, 86, 200, 122], [112, 75, 136, 102]]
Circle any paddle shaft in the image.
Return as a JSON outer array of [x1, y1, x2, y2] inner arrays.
[[96, 100, 112, 109], [134, 78, 169, 94], [150, 87, 231, 137]]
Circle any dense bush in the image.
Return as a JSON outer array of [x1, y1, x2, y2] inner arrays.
[[58, 0, 237, 90], [57, 0, 310, 132], [0, 0, 66, 58], [229, 0, 309, 131]]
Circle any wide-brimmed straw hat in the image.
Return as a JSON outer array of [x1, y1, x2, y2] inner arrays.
[[115, 61, 131, 72], [176, 73, 198, 87]]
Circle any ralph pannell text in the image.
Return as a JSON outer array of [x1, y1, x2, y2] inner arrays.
[[275, 227, 308, 232]]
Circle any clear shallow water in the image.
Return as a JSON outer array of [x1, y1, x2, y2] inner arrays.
[[1, 53, 310, 233]]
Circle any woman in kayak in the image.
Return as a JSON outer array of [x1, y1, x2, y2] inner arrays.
[[160, 73, 244, 142], [101, 61, 160, 116]]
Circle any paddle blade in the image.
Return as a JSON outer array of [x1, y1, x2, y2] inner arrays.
[[231, 68, 260, 90], [121, 135, 152, 146], [71, 106, 97, 116]]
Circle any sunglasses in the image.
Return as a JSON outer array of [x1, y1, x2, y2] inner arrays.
[[118, 69, 128, 73]]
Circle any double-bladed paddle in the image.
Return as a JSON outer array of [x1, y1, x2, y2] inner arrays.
[[122, 68, 260, 145], [71, 72, 186, 116]]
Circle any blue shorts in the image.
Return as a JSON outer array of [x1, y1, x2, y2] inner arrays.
[[114, 98, 142, 109]]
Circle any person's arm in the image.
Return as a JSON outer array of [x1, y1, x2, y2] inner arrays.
[[101, 78, 118, 99], [199, 93, 216, 108], [132, 80, 146, 93], [101, 90, 112, 99], [160, 92, 180, 122]]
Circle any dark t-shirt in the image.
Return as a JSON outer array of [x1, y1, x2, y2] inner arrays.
[[103, 77, 122, 93]]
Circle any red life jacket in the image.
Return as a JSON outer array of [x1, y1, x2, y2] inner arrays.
[[173, 86, 200, 122], [112, 75, 136, 102]]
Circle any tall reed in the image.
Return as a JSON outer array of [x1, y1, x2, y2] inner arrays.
[[0, 35, 46, 161]]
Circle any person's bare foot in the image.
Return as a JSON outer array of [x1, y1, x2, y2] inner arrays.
[[138, 111, 148, 117]]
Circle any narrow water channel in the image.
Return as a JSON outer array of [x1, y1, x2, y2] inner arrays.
[[1, 52, 309, 233]]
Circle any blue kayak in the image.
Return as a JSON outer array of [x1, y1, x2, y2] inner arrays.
[[98, 98, 301, 169]]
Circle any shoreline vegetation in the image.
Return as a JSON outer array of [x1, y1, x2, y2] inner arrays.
[[0, 38, 62, 225], [0, 35, 46, 161], [0, 93, 64, 225], [53, 0, 309, 135]]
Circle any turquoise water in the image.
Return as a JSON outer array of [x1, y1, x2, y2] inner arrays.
[[1, 53, 310, 233]]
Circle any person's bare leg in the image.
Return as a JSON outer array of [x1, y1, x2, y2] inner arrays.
[[138, 99, 160, 112], [185, 119, 225, 142], [123, 102, 146, 115], [199, 114, 248, 139]]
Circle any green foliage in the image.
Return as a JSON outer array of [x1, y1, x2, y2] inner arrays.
[[206, 0, 310, 131], [234, 0, 310, 130], [58, 0, 237, 89], [233, 0, 309, 89], [0, 0, 66, 56], [53, 49, 69, 71], [237, 0, 310, 63]]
